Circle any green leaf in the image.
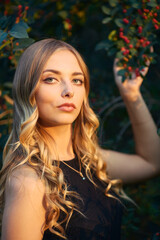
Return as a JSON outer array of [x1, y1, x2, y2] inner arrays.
[[114, 18, 124, 28], [148, 52, 157, 58], [117, 69, 126, 82], [107, 47, 117, 56], [147, 1, 157, 7], [19, 21, 29, 29], [143, 21, 153, 34], [102, 17, 112, 24], [117, 40, 125, 49], [0, 30, 7, 45], [13, 38, 35, 50], [118, 69, 126, 76], [108, 30, 117, 40], [0, 16, 11, 29], [130, 48, 137, 56], [3, 82, 13, 88], [101, 6, 110, 15], [126, 8, 134, 16], [9, 21, 29, 38], [95, 40, 114, 51], [58, 10, 68, 19], [136, 16, 143, 26], [108, 0, 118, 7], [111, 7, 119, 16], [131, 2, 141, 8], [116, 51, 124, 59]]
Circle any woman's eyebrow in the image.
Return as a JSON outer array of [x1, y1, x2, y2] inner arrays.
[[43, 69, 84, 76]]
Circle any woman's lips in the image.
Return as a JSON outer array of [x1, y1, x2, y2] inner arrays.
[[57, 103, 76, 112]]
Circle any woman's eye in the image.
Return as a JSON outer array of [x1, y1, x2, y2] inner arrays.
[[43, 78, 57, 83], [72, 79, 84, 85]]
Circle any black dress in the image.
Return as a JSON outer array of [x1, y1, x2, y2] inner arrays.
[[42, 157, 123, 240]]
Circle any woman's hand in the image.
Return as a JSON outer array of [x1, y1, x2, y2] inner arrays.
[[113, 59, 149, 102]]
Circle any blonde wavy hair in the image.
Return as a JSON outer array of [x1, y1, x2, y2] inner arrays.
[[0, 38, 126, 238]]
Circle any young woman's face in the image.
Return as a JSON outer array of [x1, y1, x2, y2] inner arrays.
[[35, 49, 85, 127]]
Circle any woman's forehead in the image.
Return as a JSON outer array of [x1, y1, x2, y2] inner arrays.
[[43, 49, 83, 74]]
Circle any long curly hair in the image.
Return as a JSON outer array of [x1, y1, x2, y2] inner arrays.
[[0, 38, 126, 238]]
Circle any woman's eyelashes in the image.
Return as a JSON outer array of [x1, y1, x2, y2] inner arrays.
[[42, 77, 84, 85], [43, 77, 57, 83], [72, 79, 84, 85]]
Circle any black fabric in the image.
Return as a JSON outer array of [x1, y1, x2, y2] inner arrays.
[[42, 157, 123, 240]]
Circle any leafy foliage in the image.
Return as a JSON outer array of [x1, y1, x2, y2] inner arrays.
[[0, 1, 160, 239], [97, 0, 160, 81]]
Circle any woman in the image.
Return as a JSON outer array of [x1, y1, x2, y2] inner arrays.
[[0, 38, 160, 240]]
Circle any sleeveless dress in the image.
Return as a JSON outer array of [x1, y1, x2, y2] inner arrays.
[[42, 157, 123, 240]]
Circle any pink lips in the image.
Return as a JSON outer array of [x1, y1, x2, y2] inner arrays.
[[57, 103, 76, 112]]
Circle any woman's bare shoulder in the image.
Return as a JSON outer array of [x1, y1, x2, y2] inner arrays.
[[2, 165, 47, 240], [5, 164, 45, 199]]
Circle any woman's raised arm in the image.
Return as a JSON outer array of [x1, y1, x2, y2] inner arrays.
[[1, 166, 46, 240], [100, 60, 160, 184]]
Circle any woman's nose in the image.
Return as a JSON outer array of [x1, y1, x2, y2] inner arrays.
[[61, 83, 74, 98]]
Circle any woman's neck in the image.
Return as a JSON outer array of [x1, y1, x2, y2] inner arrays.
[[40, 124, 75, 160]]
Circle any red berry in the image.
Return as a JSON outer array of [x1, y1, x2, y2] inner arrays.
[[123, 37, 130, 44], [156, 6, 160, 10], [121, 47, 126, 51], [135, 68, 140, 76], [154, 13, 158, 17], [143, 15, 148, 19], [138, 9, 143, 15], [146, 41, 150, 46], [129, 44, 133, 48], [4, 10, 8, 16], [139, 39, 144, 43], [123, 9, 127, 13], [154, 24, 159, 30], [144, 9, 149, 13], [18, 5, 22, 9], [119, 32, 124, 38], [128, 66, 132, 72], [138, 26, 143, 33], [25, 6, 29, 10], [66, 18, 71, 23], [122, 49, 129, 55], [16, 42, 19, 46], [119, 28, 124, 32], [153, 18, 158, 24], [123, 18, 129, 24], [8, 56, 13, 60]]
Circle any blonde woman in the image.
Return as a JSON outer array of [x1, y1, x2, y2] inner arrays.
[[0, 38, 160, 240]]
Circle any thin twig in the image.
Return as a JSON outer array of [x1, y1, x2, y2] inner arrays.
[[0, 109, 13, 119], [4, 95, 14, 105], [98, 96, 122, 115], [116, 121, 131, 143], [0, 119, 13, 125], [99, 102, 125, 143]]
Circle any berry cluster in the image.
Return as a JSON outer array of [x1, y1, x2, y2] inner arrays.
[[101, 0, 160, 80], [15, 5, 29, 24]]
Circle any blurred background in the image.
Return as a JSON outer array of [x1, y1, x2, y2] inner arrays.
[[0, 0, 160, 239]]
